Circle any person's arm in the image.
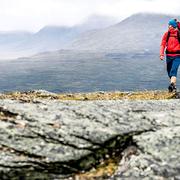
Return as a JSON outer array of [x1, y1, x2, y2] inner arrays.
[[160, 32, 168, 60]]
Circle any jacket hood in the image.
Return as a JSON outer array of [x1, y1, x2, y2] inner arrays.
[[168, 27, 178, 33]]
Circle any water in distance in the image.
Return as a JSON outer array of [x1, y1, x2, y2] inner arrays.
[[0, 52, 171, 93]]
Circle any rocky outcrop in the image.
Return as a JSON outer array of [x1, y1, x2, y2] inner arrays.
[[0, 92, 180, 179]]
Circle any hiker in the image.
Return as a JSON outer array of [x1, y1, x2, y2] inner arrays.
[[160, 19, 180, 92]]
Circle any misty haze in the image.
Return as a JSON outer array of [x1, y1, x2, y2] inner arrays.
[[0, 13, 179, 93]]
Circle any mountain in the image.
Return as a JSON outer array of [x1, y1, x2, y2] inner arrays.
[[0, 31, 33, 58], [0, 26, 82, 59], [0, 13, 178, 59], [14, 26, 82, 53], [0, 15, 118, 59], [78, 15, 119, 31], [67, 13, 178, 54]]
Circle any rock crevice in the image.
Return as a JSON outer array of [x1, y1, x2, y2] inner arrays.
[[0, 97, 180, 179]]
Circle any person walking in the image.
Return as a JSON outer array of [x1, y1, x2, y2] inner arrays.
[[160, 19, 180, 92]]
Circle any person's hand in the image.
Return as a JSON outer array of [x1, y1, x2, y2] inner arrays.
[[160, 55, 164, 61]]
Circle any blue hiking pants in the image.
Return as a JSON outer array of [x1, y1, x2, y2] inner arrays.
[[166, 56, 180, 78]]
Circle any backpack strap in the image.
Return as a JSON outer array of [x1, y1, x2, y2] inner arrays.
[[178, 30, 180, 44], [166, 31, 170, 43], [176, 21, 180, 43], [177, 22, 180, 31]]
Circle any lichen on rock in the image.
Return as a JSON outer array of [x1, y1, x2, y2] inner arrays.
[[0, 90, 179, 179]]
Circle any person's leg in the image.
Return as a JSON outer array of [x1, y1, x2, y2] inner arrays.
[[169, 56, 180, 83], [168, 56, 180, 92], [166, 56, 173, 79]]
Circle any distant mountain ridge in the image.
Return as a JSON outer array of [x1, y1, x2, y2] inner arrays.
[[67, 13, 179, 54], [0, 15, 118, 59], [0, 13, 179, 59]]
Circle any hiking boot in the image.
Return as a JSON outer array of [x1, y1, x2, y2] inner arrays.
[[168, 83, 176, 92]]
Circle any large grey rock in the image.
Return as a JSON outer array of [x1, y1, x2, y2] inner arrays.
[[110, 101, 180, 180], [0, 98, 180, 179]]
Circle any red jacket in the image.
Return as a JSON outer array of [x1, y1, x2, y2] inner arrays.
[[160, 27, 180, 57]]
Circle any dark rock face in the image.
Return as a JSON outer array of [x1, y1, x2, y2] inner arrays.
[[0, 98, 180, 179]]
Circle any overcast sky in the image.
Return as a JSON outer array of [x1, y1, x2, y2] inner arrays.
[[0, 0, 179, 32]]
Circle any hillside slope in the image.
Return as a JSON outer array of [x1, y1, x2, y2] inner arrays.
[[67, 13, 177, 53], [0, 15, 118, 59]]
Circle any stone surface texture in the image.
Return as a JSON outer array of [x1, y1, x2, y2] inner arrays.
[[0, 94, 180, 179]]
